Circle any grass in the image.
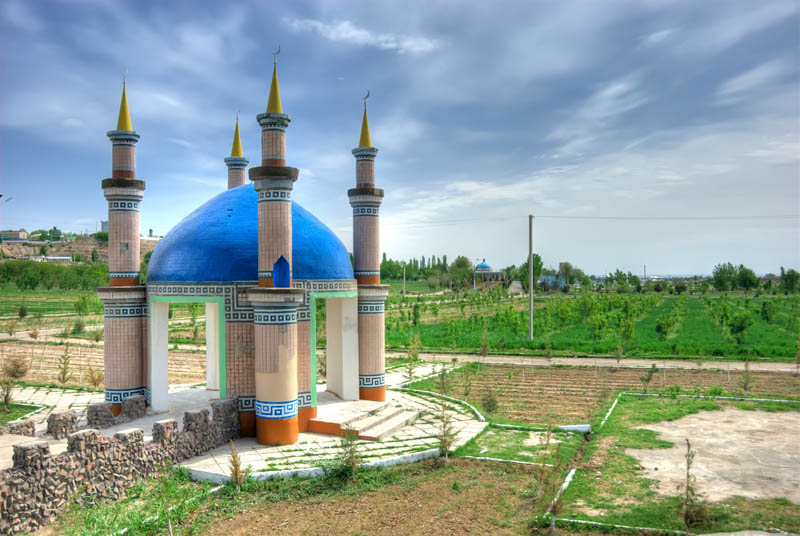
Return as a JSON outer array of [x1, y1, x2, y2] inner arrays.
[[0, 403, 41, 425], [560, 396, 800, 533], [385, 279, 437, 295], [0, 285, 92, 317], [454, 426, 582, 466]]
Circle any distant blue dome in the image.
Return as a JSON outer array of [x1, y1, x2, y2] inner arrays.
[[148, 184, 354, 283], [476, 260, 492, 271]]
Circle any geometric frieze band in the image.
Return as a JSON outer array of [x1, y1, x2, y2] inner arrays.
[[352, 206, 379, 216], [239, 396, 256, 413], [258, 190, 291, 202], [109, 271, 141, 279], [298, 391, 312, 408], [105, 387, 146, 404], [253, 310, 298, 325], [297, 308, 311, 321], [357, 302, 385, 314], [354, 270, 380, 278], [258, 271, 273, 280], [359, 374, 386, 389], [104, 304, 147, 318], [292, 280, 358, 293], [256, 398, 299, 419], [108, 200, 140, 212]]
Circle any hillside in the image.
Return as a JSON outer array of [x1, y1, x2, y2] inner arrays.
[[0, 236, 159, 263]]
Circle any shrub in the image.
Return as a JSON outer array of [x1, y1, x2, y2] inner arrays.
[[322, 426, 361, 484], [18, 305, 27, 319], [87, 364, 104, 389], [57, 345, 72, 384], [481, 389, 499, 414], [72, 318, 86, 334], [1, 353, 29, 410]]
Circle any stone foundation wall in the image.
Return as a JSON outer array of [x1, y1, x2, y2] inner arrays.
[[0, 398, 240, 534], [46, 411, 78, 439], [86, 394, 147, 428], [0, 420, 35, 437]]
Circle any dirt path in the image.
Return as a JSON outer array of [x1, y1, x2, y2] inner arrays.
[[400, 352, 798, 373], [627, 407, 800, 504], [201, 459, 538, 536]]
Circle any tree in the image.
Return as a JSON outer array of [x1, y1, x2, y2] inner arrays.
[[516, 253, 543, 290], [780, 267, 799, 293], [39, 245, 48, 256], [736, 265, 758, 293], [711, 262, 736, 291], [91, 249, 99, 263], [48, 226, 62, 241], [558, 262, 575, 285], [148, 228, 153, 237]]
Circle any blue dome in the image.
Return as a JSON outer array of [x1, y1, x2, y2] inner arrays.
[[148, 184, 354, 283], [476, 260, 492, 271]]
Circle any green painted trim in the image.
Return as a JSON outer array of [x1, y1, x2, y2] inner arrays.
[[149, 295, 227, 399], [312, 290, 357, 299]]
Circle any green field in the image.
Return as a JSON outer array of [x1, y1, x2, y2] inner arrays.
[[0, 403, 39, 425], [387, 293, 800, 361]]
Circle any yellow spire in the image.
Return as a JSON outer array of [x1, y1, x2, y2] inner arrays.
[[116, 83, 132, 131], [267, 64, 282, 114], [358, 106, 372, 148], [230, 115, 243, 157]]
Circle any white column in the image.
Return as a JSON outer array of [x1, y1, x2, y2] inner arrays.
[[340, 296, 359, 401], [325, 298, 343, 398], [149, 301, 169, 413], [205, 302, 219, 391], [324, 297, 360, 401]]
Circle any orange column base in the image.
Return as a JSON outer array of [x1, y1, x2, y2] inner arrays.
[[359, 386, 386, 402], [111, 404, 122, 417], [297, 406, 317, 433], [356, 275, 381, 284], [256, 416, 298, 446], [110, 278, 140, 286], [239, 412, 256, 437], [258, 278, 273, 287]]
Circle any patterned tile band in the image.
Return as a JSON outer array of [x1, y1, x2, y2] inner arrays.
[[352, 206, 379, 216], [239, 396, 256, 412], [108, 200, 140, 212], [297, 308, 311, 321], [359, 374, 386, 389], [357, 302, 385, 314], [256, 399, 299, 419], [104, 303, 147, 318], [258, 271, 273, 280], [253, 310, 298, 325], [110, 271, 141, 279], [354, 270, 380, 277], [298, 391, 312, 408], [258, 190, 292, 202], [105, 387, 146, 404]]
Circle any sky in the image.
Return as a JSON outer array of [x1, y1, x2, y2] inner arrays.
[[0, 0, 798, 276]]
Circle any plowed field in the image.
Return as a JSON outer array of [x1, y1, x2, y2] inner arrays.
[[440, 365, 800, 425]]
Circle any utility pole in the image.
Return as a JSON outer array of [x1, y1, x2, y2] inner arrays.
[[402, 262, 406, 296], [528, 214, 534, 341]]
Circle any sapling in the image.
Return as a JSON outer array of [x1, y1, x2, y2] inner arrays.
[[677, 439, 710, 534], [436, 399, 456, 464], [640, 363, 657, 393], [57, 344, 72, 385], [228, 440, 245, 492]]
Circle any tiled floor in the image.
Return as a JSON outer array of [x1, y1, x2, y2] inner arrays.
[[4, 363, 486, 480]]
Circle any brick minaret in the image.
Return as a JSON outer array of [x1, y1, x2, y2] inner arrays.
[[348, 97, 389, 401], [225, 115, 248, 189], [98, 81, 147, 414], [248, 52, 303, 445]]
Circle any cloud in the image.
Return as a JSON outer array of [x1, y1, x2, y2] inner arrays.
[[677, 2, 797, 55], [2, 1, 44, 33], [715, 59, 788, 104], [640, 28, 678, 47], [287, 18, 439, 54], [548, 73, 648, 154]]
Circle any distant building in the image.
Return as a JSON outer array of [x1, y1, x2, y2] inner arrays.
[[100, 220, 109, 233], [539, 274, 567, 289], [0, 230, 28, 240], [474, 259, 505, 282]]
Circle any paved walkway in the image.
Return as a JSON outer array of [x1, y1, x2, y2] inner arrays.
[[393, 352, 798, 373]]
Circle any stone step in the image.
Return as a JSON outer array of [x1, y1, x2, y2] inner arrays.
[[357, 410, 419, 441], [351, 406, 406, 434]]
